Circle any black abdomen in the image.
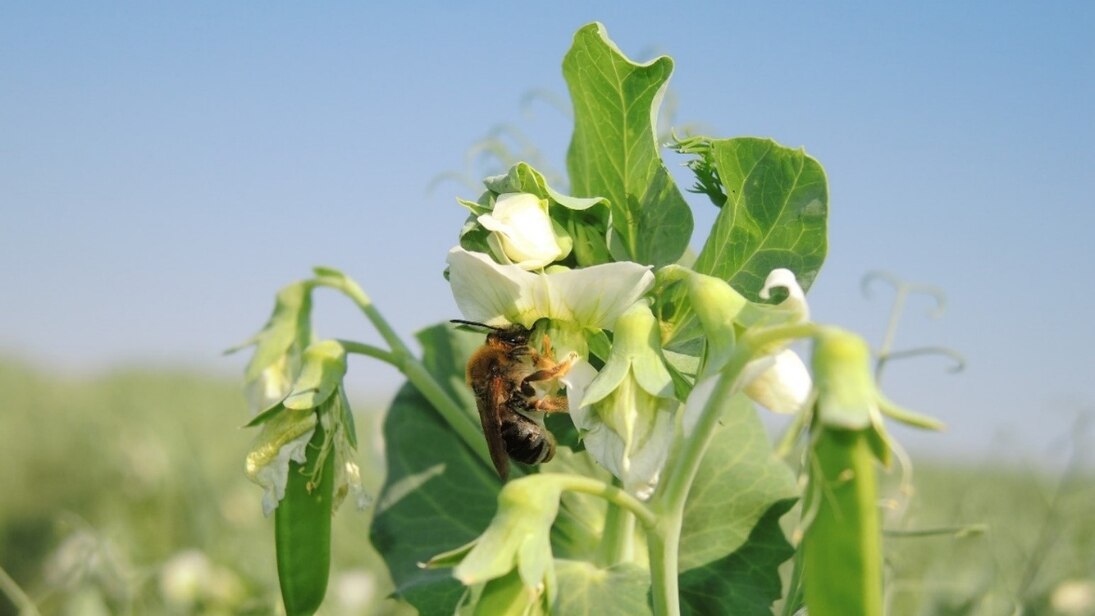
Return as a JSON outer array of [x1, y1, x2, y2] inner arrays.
[[500, 411, 556, 465]]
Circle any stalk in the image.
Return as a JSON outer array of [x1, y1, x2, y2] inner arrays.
[[648, 321, 818, 616], [319, 275, 492, 468]]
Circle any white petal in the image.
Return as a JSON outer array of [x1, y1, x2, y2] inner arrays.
[[478, 193, 563, 269], [760, 268, 809, 321], [447, 247, 541, 327], [253, 427, 315, 516], [560, 359, 598, 415], [744, 350, 813, 414], [447, 247, 654, 330], [541, 263, 654, 330]]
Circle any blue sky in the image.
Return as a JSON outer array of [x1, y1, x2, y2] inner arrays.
[[2, 2, 1093, 463]]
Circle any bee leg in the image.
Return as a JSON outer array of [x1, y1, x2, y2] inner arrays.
[[528, 335, 555, 368], [533, 395, 569, 414], [522, 352, 578, 387]]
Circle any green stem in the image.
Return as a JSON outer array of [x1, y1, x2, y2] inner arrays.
[[553, 475, 657, 529], [316, 275, 415, 359], [336, 340, 398, 365], [596, 499, 636, 567], [0, 565, 40, 616], [659, 322, 817, 507], [648, 321, 819, 616], [648, 516, 682, 616], [318, 276, 492, 469]]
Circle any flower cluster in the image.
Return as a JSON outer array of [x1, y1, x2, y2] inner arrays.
[[446, 165, 815, 499]]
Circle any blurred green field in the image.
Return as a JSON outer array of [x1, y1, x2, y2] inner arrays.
[[1, 357, 1091, 615]]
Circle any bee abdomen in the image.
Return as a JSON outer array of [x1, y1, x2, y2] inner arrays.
[[500, 412, 556, 465]]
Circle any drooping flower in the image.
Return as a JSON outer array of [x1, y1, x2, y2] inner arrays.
[[244, 340, 369, 515], [423, 476, 562, 613], [229, 280, 315, 413], [572, 301, 677, 495], [741, 269, 814, 414]]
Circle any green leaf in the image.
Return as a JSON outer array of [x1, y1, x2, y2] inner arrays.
[[563, 22, 693, 266], [679, 499, 796, 616], [678, 394, 799, 571], [369, 326, 498, 616], [554, 560, 652, 615], [685, 136, 828, 300], [369, 324, 604, 615]]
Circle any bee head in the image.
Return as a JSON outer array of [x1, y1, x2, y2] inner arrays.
[[451, 319, 531, 348]]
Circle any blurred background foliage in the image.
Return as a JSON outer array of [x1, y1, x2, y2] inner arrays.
[[1, 355, 1092, 615], [0, 357, 411, 615]]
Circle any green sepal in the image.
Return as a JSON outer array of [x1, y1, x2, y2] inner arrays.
[[483, 162, 607, 212], [811, 330, 876, 430], [283, 340, 347, 411]]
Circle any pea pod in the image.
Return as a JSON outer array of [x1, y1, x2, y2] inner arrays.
[[276, 419, 335, 615], [802, 427, 883, 616]]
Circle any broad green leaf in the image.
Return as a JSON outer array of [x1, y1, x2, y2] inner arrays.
[[554, 560, 652, 615], [678, 499, 796, 616], [802, 429, 883, 616], [686, 136, 828, 300], [563, 22, 693, 266], [369, 327, 498, 616], [678, 394, 798, 571], [369, 324, 607, 615]]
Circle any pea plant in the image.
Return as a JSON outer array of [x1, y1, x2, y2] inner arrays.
[[235, 23, 942, 616]]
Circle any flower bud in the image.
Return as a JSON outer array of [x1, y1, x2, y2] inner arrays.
[[478, 193, 567, 270], [425, 476, 561, 611], [743, 349, 812, 414], [811, 330, 878, 430]]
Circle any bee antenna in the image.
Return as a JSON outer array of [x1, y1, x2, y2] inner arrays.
[[450, 319, 502, 331]]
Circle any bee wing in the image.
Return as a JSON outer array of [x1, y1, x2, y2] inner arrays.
[[477, 373, 510, 480]]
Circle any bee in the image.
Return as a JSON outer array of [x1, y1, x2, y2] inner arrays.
[[452, 319, 578, 480]]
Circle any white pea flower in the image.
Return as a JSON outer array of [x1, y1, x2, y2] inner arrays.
[[573, 301, 676, 495], [742, 269, 814, 414], [744, 349, 812, 414], [478, 192, 568, 270], [446, 247, 653, 330]]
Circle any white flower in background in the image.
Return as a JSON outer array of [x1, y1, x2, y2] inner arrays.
[[1051, 579, 1095, 616], [478, 192, 567, 270], [760, 267, 809, 321], [744, 349, 812, 414], [447, 247, 653, 329], [743, 269, 813, 414], [160, 549, 246, 609]]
